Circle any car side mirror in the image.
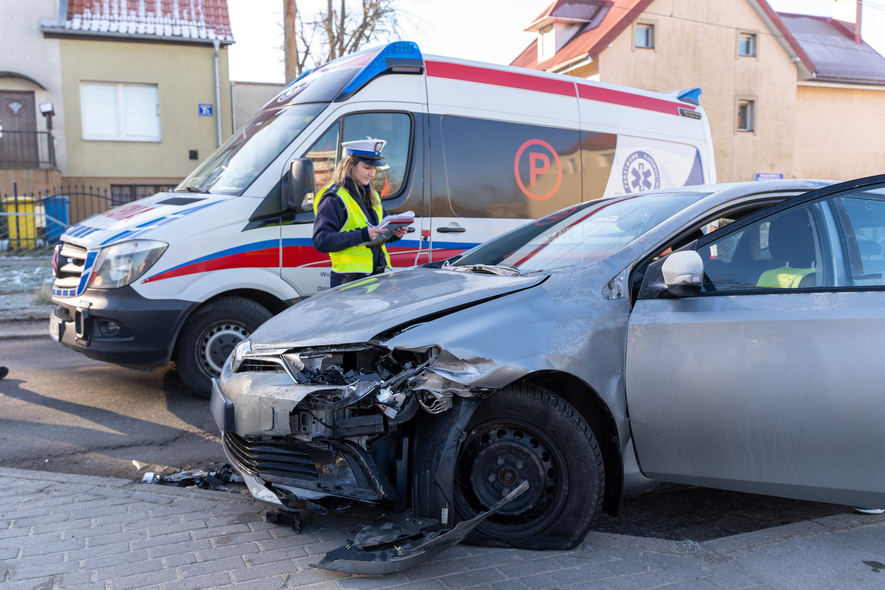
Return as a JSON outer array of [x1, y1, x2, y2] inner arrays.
[[637, 248, 704, 300], [282, 158, 316, 212], [661, 251, 704, 297]]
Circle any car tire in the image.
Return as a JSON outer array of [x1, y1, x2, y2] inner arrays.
[[452, 384, 605, 549], [173, 297, 272, 398]]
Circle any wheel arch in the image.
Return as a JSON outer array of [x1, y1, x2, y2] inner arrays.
[[519, 370, 623, 517], [172, 287, 294, 351]]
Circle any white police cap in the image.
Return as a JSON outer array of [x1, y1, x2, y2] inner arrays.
[[343, 139, 386, 166]]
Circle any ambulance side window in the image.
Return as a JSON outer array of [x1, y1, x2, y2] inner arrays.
[[304, 112, 412, 200], [342, 112, 411, 199], [439, 115, 582, 219], [304, 123, 340, 191]]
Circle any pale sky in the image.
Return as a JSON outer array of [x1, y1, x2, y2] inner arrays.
[[227, 0, 885, 83]]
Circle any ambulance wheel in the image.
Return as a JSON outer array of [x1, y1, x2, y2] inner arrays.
[[451, 385, 604, 549], [174, 297, 272, 398]]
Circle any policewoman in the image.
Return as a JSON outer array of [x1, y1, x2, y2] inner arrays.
[[312, 139, 408, 288]]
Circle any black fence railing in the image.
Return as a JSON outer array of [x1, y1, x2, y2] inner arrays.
[[1, 182, 113, 255], [0, 130, 56, 169]]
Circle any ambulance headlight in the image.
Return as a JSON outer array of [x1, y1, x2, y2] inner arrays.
[[88, 240, 168, 289]]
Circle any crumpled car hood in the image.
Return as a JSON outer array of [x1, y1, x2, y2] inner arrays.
[[250, 267, 546, 349]]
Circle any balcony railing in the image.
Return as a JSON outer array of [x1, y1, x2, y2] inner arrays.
[[0, 130, 56, 169]]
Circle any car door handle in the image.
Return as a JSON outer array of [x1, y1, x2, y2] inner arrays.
[[436, 225, 466, 233]]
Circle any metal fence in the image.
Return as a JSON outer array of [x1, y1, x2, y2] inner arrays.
[[1, 182, 113, 256], [0, 130, 56, 169]]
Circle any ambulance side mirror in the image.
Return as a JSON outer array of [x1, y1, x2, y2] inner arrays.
[[282, 158, 316, 212]]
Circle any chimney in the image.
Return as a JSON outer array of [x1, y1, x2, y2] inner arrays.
[[833, 0, 863, 44]]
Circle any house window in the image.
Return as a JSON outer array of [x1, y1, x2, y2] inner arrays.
[[81, 83, 161, 141], [737, 100, 755, 132], [540, 25, 555, 59], [636, 24, 654, 48], [739, 33, 756, 57]]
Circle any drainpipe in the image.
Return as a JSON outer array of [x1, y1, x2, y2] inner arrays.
[[213, 39, 222, 147]]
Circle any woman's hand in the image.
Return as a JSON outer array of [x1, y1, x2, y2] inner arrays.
[[367, 226, 388, 241], [392, 226, 409, 238]]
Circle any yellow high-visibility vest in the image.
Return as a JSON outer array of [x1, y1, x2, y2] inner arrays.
[[756, 266, 814, 288], [314, 184, 391, 273]]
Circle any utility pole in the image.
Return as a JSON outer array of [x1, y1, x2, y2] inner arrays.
[[284, 0, 297, 83]]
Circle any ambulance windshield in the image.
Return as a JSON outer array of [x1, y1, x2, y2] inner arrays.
[[177, 103, 324, 195]]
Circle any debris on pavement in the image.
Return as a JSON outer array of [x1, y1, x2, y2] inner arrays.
[[139, 464, 243, 491], [314, 480, 529, 574]]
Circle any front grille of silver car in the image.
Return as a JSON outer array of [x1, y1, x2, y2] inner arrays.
[[224, 433, 318, 484], [53, 242, 88, 292], [238, 358, 285, 373]]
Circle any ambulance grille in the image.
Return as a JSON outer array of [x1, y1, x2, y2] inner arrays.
[[53, 242, 88, 291]]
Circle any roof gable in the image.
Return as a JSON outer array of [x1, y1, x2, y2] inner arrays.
[[42, 0, 234, 44], [511, 0, 655, 71]]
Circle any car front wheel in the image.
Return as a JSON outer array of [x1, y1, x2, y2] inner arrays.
[[452, 384, 605, 549]]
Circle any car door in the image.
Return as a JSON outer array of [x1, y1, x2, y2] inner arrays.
[[626, 176, 885, 508]]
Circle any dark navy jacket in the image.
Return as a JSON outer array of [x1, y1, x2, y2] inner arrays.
[[312, 178, 400, 271]]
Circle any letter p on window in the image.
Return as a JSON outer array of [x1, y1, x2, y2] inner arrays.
[[530, 152, 550, 187]]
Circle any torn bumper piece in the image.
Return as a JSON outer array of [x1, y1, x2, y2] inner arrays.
[[314, 480, 529, 574], [222, 432, 400, 506]]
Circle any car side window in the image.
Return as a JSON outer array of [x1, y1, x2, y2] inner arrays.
[[303, 112, 412, 199], [835, 195, 885, 286], [699, 204, 830, 292], [630, 210, 763, 302]]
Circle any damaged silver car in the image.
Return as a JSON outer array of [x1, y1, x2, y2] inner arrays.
[[212, 175, 885, 572]]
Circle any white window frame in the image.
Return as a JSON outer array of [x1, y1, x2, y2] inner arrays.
[[635, 24, 654, 49], [738, 32, 757, 57], [80, 82, 161, 142], [737, 99, 755, 132], [540, 25, 556, 60]]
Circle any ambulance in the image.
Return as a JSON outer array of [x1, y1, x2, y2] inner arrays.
[[49, 41, 716, 396]]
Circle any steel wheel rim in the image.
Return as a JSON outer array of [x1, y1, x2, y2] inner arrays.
[[455, 419, 568, 538], [200, 322, 250, 376]]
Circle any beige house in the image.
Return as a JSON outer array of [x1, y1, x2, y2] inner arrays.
[[512, 0, 885, 183], [1, 0, 235, 207]]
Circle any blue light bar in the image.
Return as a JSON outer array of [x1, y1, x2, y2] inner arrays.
[[677, 88, 702, 105], [334, 41, 424, 102]]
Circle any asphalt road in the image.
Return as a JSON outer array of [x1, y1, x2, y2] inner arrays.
[[0, 325, 857, 543], [0, 329, 223, 481]]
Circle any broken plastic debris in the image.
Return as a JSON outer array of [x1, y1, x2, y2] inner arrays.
[[314, 480, 529, 574], [141, 472, 160, 484], [138, 464, 242, 491]]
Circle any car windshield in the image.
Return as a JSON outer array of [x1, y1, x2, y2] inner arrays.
[[454, 193, 704, 273], [177, 103, 324, 195]]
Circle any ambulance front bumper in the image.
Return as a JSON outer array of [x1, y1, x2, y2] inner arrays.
[[50, 286, 192, 368]]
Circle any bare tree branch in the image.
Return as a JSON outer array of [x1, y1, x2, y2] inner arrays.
[[284, 0, 400, 76]]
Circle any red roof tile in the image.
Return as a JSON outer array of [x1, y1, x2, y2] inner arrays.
[[512, 0, 654, 71], [46, 0, 233, 43]]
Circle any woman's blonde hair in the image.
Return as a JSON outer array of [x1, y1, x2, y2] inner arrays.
[[331, 155, 379, 206]]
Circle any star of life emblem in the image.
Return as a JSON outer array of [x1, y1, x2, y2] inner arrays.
[[622, 151, 661, 193]]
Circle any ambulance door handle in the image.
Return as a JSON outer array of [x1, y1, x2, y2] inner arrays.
[[436, 224, 465, 233]]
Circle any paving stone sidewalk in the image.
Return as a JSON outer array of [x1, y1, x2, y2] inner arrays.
[[1, 467, 884, 589]]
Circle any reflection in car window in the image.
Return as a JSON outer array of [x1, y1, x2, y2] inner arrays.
[[455, 193, 700, 273], [179, 103, 324, 195], [700, 205, 827, 291]]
